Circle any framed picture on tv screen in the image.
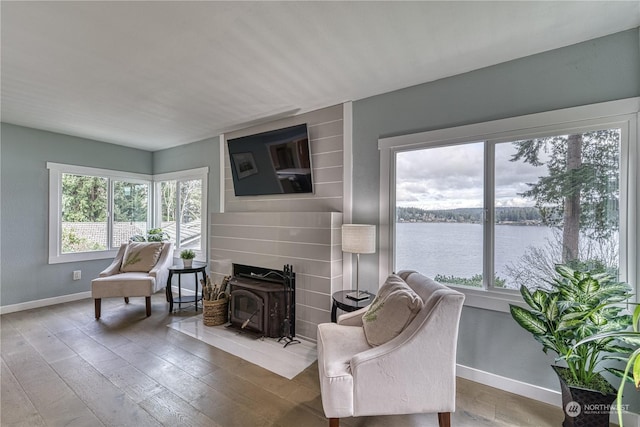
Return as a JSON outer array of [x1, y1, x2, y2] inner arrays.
[[232, 152, 258, 179]]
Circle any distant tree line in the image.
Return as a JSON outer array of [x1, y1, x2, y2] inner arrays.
[[396, 206, 542, 224]]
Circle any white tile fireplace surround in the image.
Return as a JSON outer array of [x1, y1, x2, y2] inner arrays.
[[210, 212, 343, 341]]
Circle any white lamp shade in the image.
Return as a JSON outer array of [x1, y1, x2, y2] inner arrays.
[[342, 224, 376, 254]]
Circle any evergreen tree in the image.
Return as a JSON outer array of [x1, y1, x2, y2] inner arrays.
[[510, 130, 620, 263], [113, 182, 148, 222], [62, 174, 107, 222]]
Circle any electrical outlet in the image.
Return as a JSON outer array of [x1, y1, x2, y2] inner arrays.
[[73, 270, 81, 280]]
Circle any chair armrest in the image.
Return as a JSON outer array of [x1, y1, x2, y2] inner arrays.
[[99, 244, 127, 277], [349, 292, 464, 415], [337, 307, 367, 326], [148, 243, 174, 289]]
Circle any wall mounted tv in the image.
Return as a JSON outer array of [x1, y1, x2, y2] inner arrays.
[[227, 123, 313, 196]]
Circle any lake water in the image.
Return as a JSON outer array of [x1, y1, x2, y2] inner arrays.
[[395, 222, 555, 281]]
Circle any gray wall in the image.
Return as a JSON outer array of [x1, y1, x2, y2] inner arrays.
[[152, 136, 221, 293], [210, 212, 343, 340], [351, 28, 640, 396], [0, 125, 219, 307], [152, 136, 221, 216], [0, 123, 153, 306]]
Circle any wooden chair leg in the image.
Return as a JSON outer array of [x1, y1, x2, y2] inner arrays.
[[437, 412, 451, 427], [124, 297, 129, 304], [329, 418, 339, 427], [94, 299, 101, 319], [145, 297, 151, 317]]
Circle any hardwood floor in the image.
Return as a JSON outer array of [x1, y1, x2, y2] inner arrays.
[[1, 292, 565, 427]]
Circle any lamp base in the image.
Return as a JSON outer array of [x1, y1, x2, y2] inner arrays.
[[345, 290, 370, 301]]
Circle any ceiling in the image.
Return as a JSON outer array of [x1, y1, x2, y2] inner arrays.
[[2, 1, 639, 151]]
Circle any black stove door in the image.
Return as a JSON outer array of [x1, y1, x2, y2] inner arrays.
[[230, 289, 265, 334]]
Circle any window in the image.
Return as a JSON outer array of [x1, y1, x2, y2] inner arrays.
[[113, 180, 150, 248], [49, 164, 208, 264], [494, 132, 621, 290], [154, 168, 207, 259], [395, 142, 485, 286], [61, 173, 108, 253], [49, 163, 152, 263], [379, 99, 638, 311]]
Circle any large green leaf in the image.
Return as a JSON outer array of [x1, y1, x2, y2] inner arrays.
[[633, 353, 640, 388], [555, 264, 575, 280], [532, 290, 548, 311], [601, 345, 632, 355], [578, 277, 600, 294], [618, 336, 640, 347], [510, 306, 547, 336], [558, 318, 585, 332], [520, 286, 540, 311], [589, 312, 607, 326], [545, 295, 559, 321], [604, 355, 633, 363], [601, 281, 632, 294], [558, 310, 589, 323], [605, 367, 635, 383], [633, 305, 640, 332]]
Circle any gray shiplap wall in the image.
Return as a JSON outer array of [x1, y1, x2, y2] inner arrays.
[[224, 104, 344, 212], [211, 104, 345, 341], [210, 211, 343, 340]]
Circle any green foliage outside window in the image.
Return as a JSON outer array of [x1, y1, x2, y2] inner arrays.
[[62, 228, 105, 252], [62, 174, 107, 222]]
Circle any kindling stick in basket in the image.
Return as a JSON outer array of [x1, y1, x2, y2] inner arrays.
[[201, 275, 230, 326]]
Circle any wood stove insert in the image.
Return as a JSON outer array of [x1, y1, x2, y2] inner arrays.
[[228, 264, 299, 346]]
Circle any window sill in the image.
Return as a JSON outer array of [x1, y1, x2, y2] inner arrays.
[[49, 249, 118, 264], [449, 286, 523, 313]]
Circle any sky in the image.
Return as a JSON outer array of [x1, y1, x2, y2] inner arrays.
[[395, 141, 549, 210]]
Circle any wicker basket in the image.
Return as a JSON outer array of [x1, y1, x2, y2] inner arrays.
[[202, 296, 228, 326]]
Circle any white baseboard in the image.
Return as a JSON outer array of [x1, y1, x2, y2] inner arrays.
[[457, 364, 640, 426], [1, 287, 194, 315], [0, 291, 92, 315], [457, 364, 560, 406]]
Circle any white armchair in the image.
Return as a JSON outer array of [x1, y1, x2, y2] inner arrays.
[[317, 270, 465, 427], [91, 241, 174, 319]]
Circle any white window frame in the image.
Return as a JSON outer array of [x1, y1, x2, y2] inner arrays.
[[378, 98, 639, 312], [49, 164, 208, 264], [153, 167, 208, 261], [47, 163, 152, 264]]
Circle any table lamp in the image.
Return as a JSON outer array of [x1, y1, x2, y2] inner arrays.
[[342, 224, 376, 301]]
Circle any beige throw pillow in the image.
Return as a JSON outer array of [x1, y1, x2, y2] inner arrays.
[[362, 274, 424, 346], [120, 242, 163, 273]]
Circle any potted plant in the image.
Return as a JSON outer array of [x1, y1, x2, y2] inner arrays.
[[130, 228, 170, 242], [509, 264, 632, 427], [179, 249, 196, 268], [574, 303, 640, 426]]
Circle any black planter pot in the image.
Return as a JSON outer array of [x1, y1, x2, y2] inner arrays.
[[552, 365, 617, 427]]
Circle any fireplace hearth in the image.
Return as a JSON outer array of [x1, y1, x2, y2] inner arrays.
[[228, 264, 298, 346]]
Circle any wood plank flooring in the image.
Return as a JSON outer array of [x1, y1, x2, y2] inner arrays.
[[1, 292, 566, 427]]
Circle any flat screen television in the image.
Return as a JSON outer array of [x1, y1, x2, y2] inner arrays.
[[227, 124, 313, 196]]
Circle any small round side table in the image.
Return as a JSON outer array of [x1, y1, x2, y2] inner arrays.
[[331, 290, 375, 322], [166, 261, 207, 313]]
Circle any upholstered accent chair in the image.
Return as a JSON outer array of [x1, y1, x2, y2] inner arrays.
[[91, 241, 174, 319], [317, 270, 465, 427]]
